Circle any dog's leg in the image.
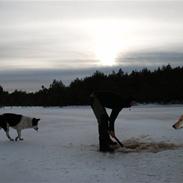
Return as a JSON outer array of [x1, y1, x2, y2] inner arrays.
[[4, 125, 14, 141], [6, 131, 14, 141], [15, 129, 23, 141]]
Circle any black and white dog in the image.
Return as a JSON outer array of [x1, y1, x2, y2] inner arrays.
[[0, 113, 40, 141]]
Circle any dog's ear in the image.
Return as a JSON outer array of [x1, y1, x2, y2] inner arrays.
[[32, 118, 40, 126], [37, 118, 40, 122]]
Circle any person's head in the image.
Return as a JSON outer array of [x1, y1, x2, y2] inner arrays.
[[124, 96, 136, 108]]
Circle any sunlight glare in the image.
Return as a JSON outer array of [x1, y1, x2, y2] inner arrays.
[[92, 20, 129, 66], [95, 34, 120, 66]]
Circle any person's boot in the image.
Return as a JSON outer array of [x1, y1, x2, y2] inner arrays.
[[99, 145, 114, 153]]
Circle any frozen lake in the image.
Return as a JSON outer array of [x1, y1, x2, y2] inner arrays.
[[0, 105, 183, 183]]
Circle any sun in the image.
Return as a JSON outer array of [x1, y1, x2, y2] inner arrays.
[[77, 18, 139, 67], [91, 20, 128, 66], [95, 36, 120, 66]]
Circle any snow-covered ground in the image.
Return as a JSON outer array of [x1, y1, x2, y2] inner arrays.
[[0, 105, 183, 183]]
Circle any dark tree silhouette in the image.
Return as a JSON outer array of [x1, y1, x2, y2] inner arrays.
[[0, 65, 183, 106]]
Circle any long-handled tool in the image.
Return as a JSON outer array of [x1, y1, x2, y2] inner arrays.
[[113, 136, 124, 148], [107, 116, 124, 148]]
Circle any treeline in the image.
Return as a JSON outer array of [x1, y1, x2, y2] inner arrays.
[[0, 64, 183, 106]]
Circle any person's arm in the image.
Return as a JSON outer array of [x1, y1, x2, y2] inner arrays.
[[108, 108, 122, 136]]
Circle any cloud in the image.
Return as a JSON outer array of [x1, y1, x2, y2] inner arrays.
[[0, 59, 182, 92], [0, 1, 183, 92], [0, 1, 183, 70], [118, 50, 183, 67]]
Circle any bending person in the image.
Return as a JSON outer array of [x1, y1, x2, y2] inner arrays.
[[90, 91, 135, 152]]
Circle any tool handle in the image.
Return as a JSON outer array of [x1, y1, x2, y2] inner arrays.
[[113, 136, 124, 147]]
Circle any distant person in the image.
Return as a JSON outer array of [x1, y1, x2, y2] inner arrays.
[[90, 91, 135, 152]]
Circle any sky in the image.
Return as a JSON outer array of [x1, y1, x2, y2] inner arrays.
[[0, 0, 183, 92]]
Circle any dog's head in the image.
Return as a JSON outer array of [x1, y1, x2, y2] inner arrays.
[[172, 115, 183, 129], [32, 118, 40, 131]]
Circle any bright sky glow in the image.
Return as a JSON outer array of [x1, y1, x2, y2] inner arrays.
[[0, 1, 183, 70], [0, 1, 183, 91], [91, 20, 129, 66]]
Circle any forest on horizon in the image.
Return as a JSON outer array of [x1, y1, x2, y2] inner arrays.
[[0, 64, 183, 106]]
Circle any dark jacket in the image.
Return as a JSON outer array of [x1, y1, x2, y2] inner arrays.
[[92, 91, 132, 109], [91, 91, 133, 131]]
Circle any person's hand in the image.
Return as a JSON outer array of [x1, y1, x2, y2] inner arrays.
[[109, 131, 115, 138]]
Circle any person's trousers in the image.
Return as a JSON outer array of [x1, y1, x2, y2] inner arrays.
[[91, 97, 111, 151]]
